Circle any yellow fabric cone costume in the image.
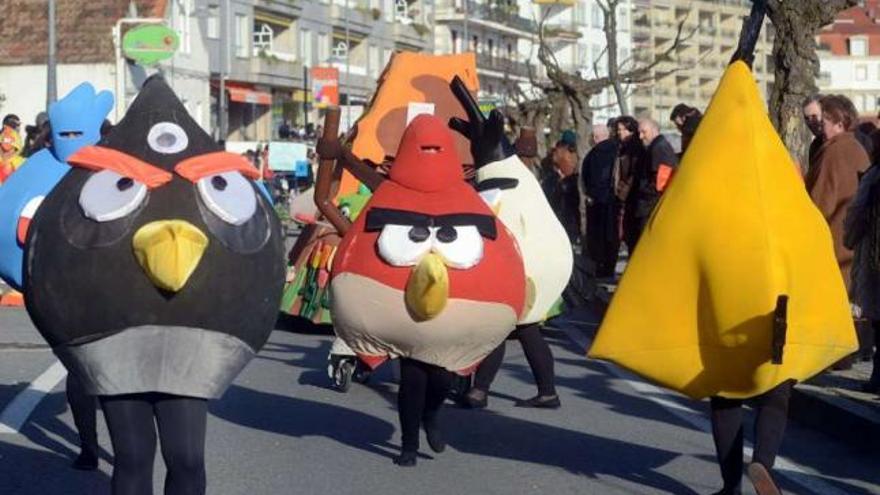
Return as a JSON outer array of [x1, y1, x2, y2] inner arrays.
[[588, 62, 857, 400]]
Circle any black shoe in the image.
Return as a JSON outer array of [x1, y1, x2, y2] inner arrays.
[[424, 427, 446, 453], [747, 462, 781, 495], [515, 394, 561, 409], [459, 389, 488, 409], [72, 451, 99, 471], [394, 451, 417, 467]]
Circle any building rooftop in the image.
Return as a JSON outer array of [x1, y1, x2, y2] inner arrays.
[[0, 0, 165, 66]]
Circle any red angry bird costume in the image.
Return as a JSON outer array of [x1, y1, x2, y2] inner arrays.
[[330, 115, 526, 373]]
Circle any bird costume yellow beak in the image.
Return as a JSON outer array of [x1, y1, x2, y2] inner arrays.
[[405, 252, 449, 321], [132, 220, 209, 292]]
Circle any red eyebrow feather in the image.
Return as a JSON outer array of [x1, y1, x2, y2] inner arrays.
[[67, 146, 173, 189], [174, 152, 261, 182]]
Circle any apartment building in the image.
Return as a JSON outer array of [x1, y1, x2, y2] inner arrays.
[[209, 0, 435, 141], [0, 0, 212, 132], [630, 0, 773, 129], [817, 0, 880, 118]]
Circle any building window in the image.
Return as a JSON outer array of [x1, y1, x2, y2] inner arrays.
[[850, 37, 868, 56], [253, 23, 274, 53], [488, 38, 494, 58], [574, 2, 587, 25], [395, 0, 410, 22], [318, 33, 330, 63], [451, 30, 458, 53], [857, 64, 868, 81], [471, 35, 479, 52], [175, 0, 192, 54], [591, 5, 603, 29], [234, 14, 249, 58], [300, 28, 313, 66], [206, 5, 219, 39], [369, 44, 381, 77]]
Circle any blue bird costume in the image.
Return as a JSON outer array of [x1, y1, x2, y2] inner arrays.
[[0, 83, 113, 290]]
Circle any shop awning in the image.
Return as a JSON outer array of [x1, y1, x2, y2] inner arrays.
[[226, 83, 272, 105]]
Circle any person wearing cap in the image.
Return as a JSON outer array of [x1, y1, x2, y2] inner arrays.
[[0, 114, 25, 184]]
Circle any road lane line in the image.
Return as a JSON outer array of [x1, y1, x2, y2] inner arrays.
[[0, 360, 67, 434], [560, 325, 851, 495]]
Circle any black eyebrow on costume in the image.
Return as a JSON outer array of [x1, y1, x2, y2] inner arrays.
[[475, 178, 519, 192], [365, 208, 497, 240]]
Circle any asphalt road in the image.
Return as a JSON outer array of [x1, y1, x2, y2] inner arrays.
[[0, 307, 877, 495]]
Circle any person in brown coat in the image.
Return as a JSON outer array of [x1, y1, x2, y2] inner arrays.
[[806, 94, 870, 290]]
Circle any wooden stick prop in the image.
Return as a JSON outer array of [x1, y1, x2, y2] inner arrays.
[[314, 108, 385, 236]]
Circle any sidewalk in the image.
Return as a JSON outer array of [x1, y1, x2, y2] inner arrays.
[[565, 255, 880, 454]]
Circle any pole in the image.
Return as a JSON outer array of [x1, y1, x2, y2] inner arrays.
[[218, 0, 229, 142], [463, 0, 468, 52], [303, 64, 309, 132], [47, 0, 57, 107], [344, 0, 351, 131]]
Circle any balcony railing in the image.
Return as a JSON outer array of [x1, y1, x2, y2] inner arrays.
[[475, 53, 534, 78], [453, 1, 537, 33]]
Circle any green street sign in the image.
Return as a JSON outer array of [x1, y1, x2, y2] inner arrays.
[[122, 24, 179, 66], [479, 99, 499, 115]]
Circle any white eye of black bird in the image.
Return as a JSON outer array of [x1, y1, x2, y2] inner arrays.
[[340, 205, 352, 220], [147, 122, 189, 154], [432, 226, 484, 269], [116, 177, 134, 191], [79, 170, 148, 222], [408, 226, 431, 243], [211, 175, 228, 191], [197, 171, 257, 226]]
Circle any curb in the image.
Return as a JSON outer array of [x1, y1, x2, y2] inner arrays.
[[788, 384, 880, 455]]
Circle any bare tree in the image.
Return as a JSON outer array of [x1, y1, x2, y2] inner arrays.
[[766, 0, 857, 168], [521, 2, 692, 156]]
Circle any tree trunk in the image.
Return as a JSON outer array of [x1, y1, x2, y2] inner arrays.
[[766, 0, 857, 170]]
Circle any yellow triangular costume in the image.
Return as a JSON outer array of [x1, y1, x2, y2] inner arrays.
[[588, 62, 857, 400]]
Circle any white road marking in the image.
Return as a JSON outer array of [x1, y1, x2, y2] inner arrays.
[[560, 325, 852, 495], [0, 360, 67, 434]]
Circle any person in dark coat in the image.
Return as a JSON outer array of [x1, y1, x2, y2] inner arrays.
[[670, 104, 702, 157], [614, 116, 645, 255], [623, 118, 678, 250], [582, 124, 619, 277], [802, 94, 824, 170], [547, 137, 582, 243]]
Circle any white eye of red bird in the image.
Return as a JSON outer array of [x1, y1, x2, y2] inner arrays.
[[197, 171, 257, 226], [377, 224, 433, 266], [147, 122, 189, 154], [79, 169, 148, 222], [431, 225, 484, 269]]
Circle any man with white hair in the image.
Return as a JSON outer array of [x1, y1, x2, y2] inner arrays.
[[625, 117, 678, 247], [582, 123, 620, 277]]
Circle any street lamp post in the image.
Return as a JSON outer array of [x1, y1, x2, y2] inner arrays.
[[47, 0, 57, 106], [345, 0, 351, 130], [218, 0, 230, 142]]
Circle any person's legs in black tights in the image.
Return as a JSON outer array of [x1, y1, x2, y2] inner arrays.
[[710, 396, 744, 494], [397, 358, 428, 466], [101, 393, 209, 495], [463, 340, 506, 407], [422, 365, 453, 453], [751, 380, 793, 471], [516, 324, 558, 407], [67, 372, 99, 469], [100, 395, 158, 495], [155, 396, 208, 495]]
